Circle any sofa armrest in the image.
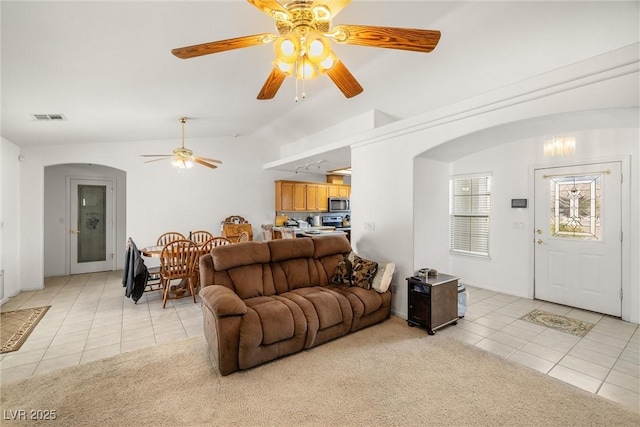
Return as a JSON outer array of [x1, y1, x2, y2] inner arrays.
[[199, 285, 247, 317], [199, 254, 215, 288]]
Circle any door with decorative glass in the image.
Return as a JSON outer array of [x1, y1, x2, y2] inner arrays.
[[534, 162, 621, 316], [69, 178, 115, 274]]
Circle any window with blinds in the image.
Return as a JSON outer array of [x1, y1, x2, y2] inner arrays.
[[450, 175, 492, 256]]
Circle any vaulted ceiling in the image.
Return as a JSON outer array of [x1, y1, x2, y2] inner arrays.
[[2, 1, 637, 173], [2, 1, 454, 148]]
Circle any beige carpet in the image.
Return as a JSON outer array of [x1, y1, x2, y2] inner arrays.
[[1, 306, 50, 354], [1, 316, 638, 427]]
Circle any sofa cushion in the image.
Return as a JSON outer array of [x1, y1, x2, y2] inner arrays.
[[371, 262, 395, 293], [212, 242, 270, 271], [271, 258, 315, 292], [313, 234, 352, 258], [305, 290, 344, 329], [328, 285, 384, 317], [228, 264, 270, 299], [330, 257, 352, 285], [245, 297, 295, 345], [351, 254, 378, 290], [268, 238, 314, 262]]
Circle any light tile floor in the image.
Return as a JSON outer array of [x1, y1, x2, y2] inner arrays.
[[1, 272, 203, 384], [1, 273, 638, 413]]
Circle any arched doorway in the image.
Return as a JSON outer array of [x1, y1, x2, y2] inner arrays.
[[43, 164, 127, 277]]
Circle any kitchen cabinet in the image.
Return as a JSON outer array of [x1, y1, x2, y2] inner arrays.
[[306, 184, 329, 211], [317, 185, 328, 211], [292, 183, 306, 210], [276, 181, 306, 211], [306, 185, 319, 211], [275, 180, 348, 213], [328, 184, 350, 198]]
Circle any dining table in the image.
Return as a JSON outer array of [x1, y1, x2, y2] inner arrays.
[[141, 245, 163, 258]]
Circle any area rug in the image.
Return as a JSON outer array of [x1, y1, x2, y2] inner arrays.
[[1, 316, 637, 426], [521, 309, 595, 337], [0, 306, 50, 354]]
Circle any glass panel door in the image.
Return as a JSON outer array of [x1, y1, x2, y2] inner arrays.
[[77, 184, 107, 263], [534, 162, 621, 316], [70, 178, 115, 274]]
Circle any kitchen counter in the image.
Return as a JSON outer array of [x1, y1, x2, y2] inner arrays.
[[271, 225, 347, 238], [299, 229, 347, 237]]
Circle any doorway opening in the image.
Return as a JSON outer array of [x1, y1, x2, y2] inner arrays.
[[44, 164, 127, 277]]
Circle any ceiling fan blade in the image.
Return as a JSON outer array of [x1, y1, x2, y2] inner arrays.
[[247, 0, 288, 17], [326, 60, 363, 98], [172, 33, 276, 59], [198, 157, 223, 164], [329, 25, 441, 53], [143, 157, 172, 164], [194, 158, 218, 169], [257, 67, 287, 100], [311, 0, 351, 18], [140, 154, 172, 157]]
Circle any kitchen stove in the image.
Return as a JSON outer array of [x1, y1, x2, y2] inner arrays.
[[322, 214, 351, 241], [322, 215, 344, 228]]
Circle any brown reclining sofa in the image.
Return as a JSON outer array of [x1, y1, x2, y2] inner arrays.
[[198, 234, 392, 375]]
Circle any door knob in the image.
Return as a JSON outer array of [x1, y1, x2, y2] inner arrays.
[[70, 229, 80, 234], [537, 239, 543, 245]]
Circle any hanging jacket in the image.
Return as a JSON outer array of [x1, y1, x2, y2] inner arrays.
[[122, 239, 149, 303]]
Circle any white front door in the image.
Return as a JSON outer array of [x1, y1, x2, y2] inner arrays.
[[70, 178, 115, 274], [534, 162, 622, 317]]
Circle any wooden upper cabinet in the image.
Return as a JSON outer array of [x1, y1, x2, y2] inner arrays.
[[317, 185, 329, 211], [328, 184, 350, 198], [276, 181, 294, 211], [306, 185, 318, 211], [292, 183, 306, 210], [276, 180, 349, 212]]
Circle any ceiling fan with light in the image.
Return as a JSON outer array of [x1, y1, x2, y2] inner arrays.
[[141, 117, 223, 169], [171, 0, 441, 100]]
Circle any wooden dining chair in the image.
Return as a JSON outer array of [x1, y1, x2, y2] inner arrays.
[[235, 231, 250, 243], [211, 237, 232, 247], [261, 224, 273, 241], [190, 230, 214, 245], [280, 228, 296, 239], [157, 231, 186, 247], [151, 232, 186, 286], [159, 239, 200, 308]]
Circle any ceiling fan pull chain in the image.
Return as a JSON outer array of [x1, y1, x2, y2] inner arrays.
[[294, 57, 300, 102], [302, 76, 306, 100]]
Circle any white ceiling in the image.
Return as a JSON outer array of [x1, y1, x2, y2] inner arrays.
[[1, 1, 456, 153], [3, 1, 637, 174]]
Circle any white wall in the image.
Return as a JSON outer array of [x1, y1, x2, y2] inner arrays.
[[18, 134, 292, 290], [350, 46, 639, 322], [413, 157, 450, 274], [445, 129, 638, 303], [1, 138, 22, 301]]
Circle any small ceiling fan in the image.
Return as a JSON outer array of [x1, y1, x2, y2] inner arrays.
[[140, 117, 223, 169], [171, 0, 441, 100]]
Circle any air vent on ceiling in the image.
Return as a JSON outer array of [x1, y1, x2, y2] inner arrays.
[[31, 114, 66, 121]]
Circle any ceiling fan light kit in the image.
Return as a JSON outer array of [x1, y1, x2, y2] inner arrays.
[[140, 117, 223, 170], [171, 0, 441, 101]]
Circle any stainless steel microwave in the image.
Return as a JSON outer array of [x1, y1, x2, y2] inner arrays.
[[328, 197, 350, 212]]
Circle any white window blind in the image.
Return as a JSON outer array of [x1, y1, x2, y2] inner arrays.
[[450, 175, 491, 256]]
